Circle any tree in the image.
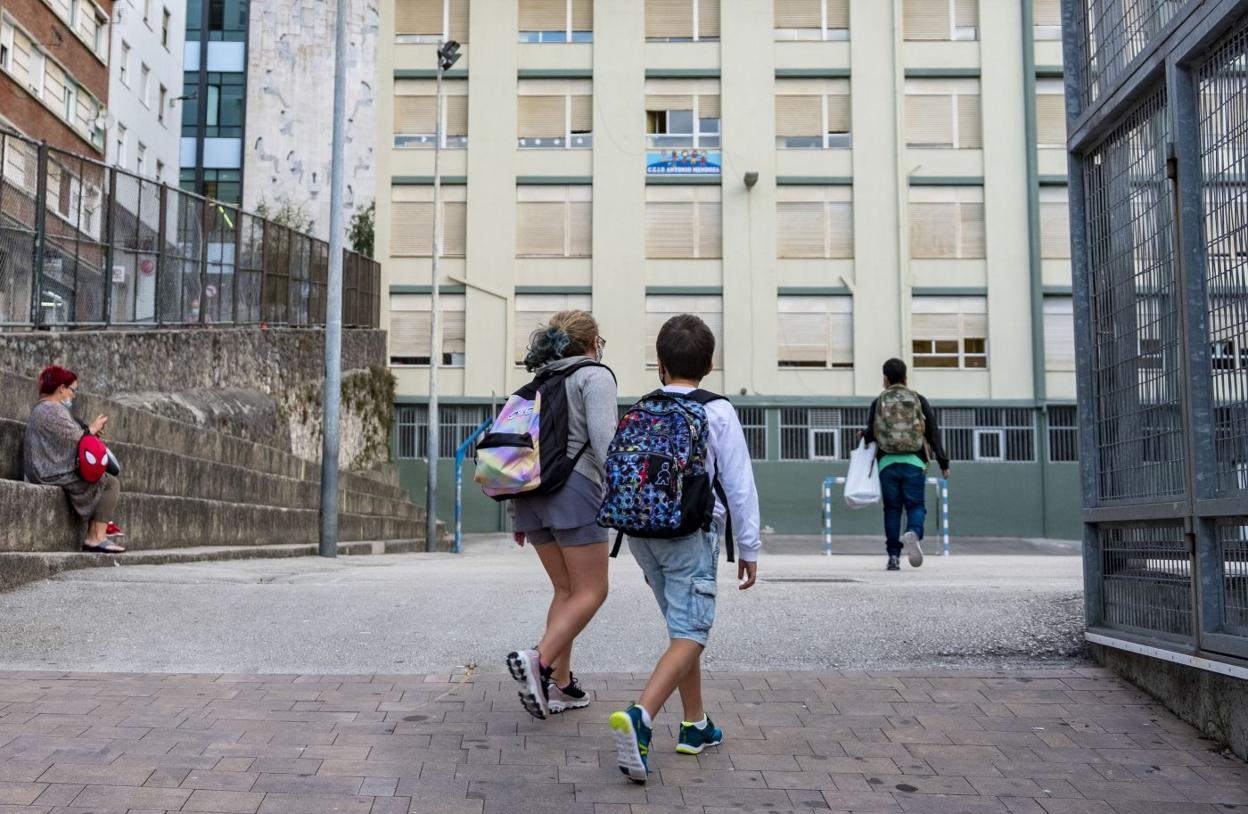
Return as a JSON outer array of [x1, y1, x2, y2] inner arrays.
[[349, 201, 375, 258], [255, 200, 316, 235]]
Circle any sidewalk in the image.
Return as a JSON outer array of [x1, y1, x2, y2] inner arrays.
[[0, 667, 1244, 814]]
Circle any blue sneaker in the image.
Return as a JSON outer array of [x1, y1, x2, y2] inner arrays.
[[608, 705, 650, 783], [676, 715, 723, 755]]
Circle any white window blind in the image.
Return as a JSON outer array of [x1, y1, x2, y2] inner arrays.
[[645, 294, 724, 368], [394, 79, 468, 146], [774, 0, 848, 37], [776, 186, 853, 259], [904, 78, 981, 149], [775, 78, 851, 148], [390, 185, 467, 257], [389, 293, 467, 366], [395, 0, 468, 41], [645, 186, 721, 259], [646, 0, 693, 39], [1043, 296, 1075, 372], [904, 0, 977, 40], [699, 0, 720, 38], [1039, 186, 1071, 259], [1034, 0, 1061, 37], [778, 296, 853, 368], [514, 293, 593, 365], [518, 79, 592, 148], [909, 186, 985, 259], [516, 185, 592, 258], [912, 296, 988, 369], [519, 0, 565, 30], [1036, 79, 1067, 147]]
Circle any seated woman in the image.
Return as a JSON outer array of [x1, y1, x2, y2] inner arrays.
[[23, 366, 125, 554]]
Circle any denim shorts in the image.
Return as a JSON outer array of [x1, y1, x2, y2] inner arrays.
[[627, 527, 719, 646]]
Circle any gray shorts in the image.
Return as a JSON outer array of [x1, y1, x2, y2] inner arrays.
[[512, 471, 608, 547]]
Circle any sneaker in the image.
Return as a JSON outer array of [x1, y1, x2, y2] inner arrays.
[[903, 531, 923, 567], [608, 704, 651, 783], [676, 715, 723, 755], [548, 673, 591, 714], [105, 522, 124, 538], [887, 555, 901, 571], [505, 649, 550, 720]]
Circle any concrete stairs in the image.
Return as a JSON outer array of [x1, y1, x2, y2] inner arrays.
[[0, 371, 442, 589]]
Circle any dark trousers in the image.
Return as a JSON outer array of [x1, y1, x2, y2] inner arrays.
[[880, 463, 926, 557]]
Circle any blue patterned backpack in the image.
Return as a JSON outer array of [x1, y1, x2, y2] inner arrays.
[[596, 389, 735, 562]]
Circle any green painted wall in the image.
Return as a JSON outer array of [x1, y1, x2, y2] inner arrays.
[[396, 458, 1084, 541]]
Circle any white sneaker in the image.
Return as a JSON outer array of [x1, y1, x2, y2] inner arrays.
[[506, 649, 549, 720], [903, 531, 924, 567], [547, 674, 591, 713]]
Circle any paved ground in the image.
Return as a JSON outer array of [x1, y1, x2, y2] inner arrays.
[[0, 536, 1084, 674], [0, 666, 1245, 814]]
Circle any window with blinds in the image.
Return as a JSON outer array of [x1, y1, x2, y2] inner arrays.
[[1035, 79, 1067, 148], [1043, 296, 1075, 372], [393, 79, 468, 149], [389, 293, 467, 367], [904, 78, 981, 149], [646, 0, 718, 42], [519, 0, 592, 42], [513, 293, 593, 365], [645, 186, 721, 259], [518, 79, 592, 149], [776, 186, 853, 259], [903, 0, 978, 41], [646, 79, 721, 149], [912, 296, 988, 369], [389, 185, 467, 257], [775, 79, 851, 149], [1039, 186, 1071, 259], [645, 295, 724, 368], [516, 185, 592, 258], [1034, 0, 1061, 39], [778, 296, 853, 368], [909, 186, 985, 259], [395, 0, 469, 43], [774, 0, 849, 41]]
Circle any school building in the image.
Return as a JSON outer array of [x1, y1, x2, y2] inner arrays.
[[376, 0, 1081, 539]]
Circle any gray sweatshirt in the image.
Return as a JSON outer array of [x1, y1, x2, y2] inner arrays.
[[537, 355, 618, 486]]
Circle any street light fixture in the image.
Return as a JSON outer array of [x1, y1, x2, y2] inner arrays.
[[426, 38, 461, 552]]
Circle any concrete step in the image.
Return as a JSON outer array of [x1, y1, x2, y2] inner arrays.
[[0, 480, 426, 553], [0, 538, 447, 593], [0, 419, 420, 520], [0, 372, 413, 504]]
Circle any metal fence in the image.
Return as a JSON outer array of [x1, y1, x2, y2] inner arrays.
[[0, 129, 379, 330], [1063, 0, 1248, 665]]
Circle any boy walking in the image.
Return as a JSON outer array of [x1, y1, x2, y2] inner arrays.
[[863, 358, 950, 571], [599, 314, 760, 783]]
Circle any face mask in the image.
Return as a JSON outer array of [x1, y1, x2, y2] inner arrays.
[[63, 398, 74, 410]]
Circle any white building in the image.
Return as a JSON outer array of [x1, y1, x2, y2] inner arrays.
[[106, 0, 183, 184]]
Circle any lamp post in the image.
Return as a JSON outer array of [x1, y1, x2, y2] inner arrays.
[[426, 38, 461, 552], [318, 0, 351, 557]]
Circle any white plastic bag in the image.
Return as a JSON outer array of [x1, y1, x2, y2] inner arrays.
[[844, 440, 881, 509]]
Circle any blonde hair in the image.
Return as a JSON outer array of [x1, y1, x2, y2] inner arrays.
[[524, 309, 599, 371]]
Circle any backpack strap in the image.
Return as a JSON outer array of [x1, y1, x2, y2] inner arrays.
[[712, 476, 735, 563], [685, 388, 730, 405], [610, 529, 625, 558]]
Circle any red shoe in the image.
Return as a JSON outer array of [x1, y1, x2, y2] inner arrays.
[[105, 522, 125, 538]]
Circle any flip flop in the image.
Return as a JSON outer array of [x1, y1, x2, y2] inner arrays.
[[82, 542, 126, 554]]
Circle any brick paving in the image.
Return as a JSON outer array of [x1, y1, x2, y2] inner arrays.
[[0, 666, 1243, 813]]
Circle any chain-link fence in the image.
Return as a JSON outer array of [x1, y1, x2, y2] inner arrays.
[[0, 129, 380, 330], [1063, 0, 1248, 665]]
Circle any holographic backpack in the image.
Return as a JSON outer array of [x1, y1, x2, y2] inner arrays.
[[475, 360, 610, 501]]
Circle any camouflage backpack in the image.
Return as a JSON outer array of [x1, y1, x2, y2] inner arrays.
[[873, 386, 926, 454]]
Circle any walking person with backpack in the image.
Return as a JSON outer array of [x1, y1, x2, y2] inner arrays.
[[862, 358, 950, 571], [597, 314, 760, 784], [474, 310, 617, 719]]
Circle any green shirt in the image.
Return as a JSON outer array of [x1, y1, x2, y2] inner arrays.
[[879, 453, 927, 474]]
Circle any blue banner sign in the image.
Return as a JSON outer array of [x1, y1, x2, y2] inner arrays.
[[645, 149, 722, 175]]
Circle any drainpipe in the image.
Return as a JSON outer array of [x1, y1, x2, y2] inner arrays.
[[893, 0, 912, 364], [1021, 0, 1052, 536]]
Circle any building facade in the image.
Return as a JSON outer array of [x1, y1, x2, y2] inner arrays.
[[179, 0, 247, 203], [0, 0, 112, 155], [105, 0, 183, 184], [377, 0, 1079, 538]]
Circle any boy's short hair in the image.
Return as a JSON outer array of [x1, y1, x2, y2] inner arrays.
[[883, 357, 907, 385], [657, 314, 715, 380]]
